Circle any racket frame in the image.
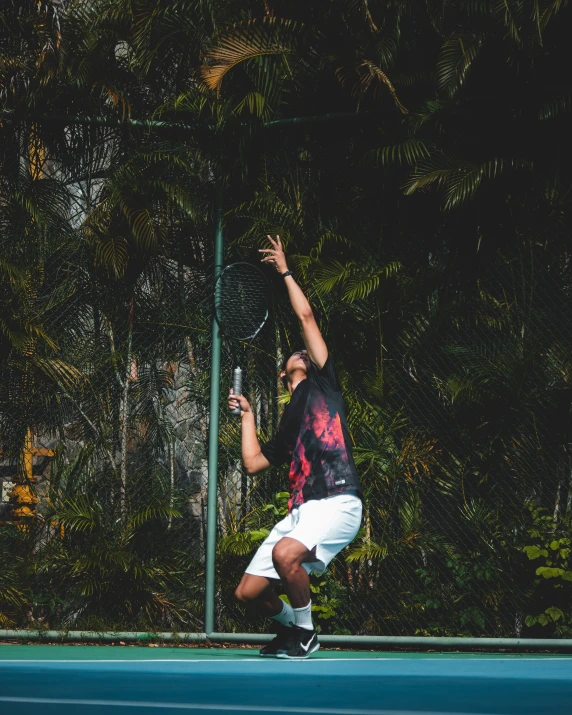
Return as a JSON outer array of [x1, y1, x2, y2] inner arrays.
[[213, 262, 269, 417], [213, 262, 269, 342]]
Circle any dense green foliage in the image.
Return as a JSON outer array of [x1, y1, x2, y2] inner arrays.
[[1, 0, 571, 637]]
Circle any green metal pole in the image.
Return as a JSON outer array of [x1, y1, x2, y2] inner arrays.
[[0, 630, 208, 644], [207, 633, 572, 650], [263, 110, 382, 129], [0, 109, 201, 133], [204, 165, 224, 636], [0, 108, 378, 134]]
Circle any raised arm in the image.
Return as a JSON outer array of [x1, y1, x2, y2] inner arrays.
[[228, 391, 271, 475], [260, 235, 328, 369]]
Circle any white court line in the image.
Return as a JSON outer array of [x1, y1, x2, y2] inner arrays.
[[0, 657, 570, 664], [0, 696, 504, 715]]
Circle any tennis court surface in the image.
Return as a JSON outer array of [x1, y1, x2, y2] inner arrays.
[[1, 645, 571, 715]]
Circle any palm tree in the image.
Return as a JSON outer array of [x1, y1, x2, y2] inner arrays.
[[1, 0, 572, 637]]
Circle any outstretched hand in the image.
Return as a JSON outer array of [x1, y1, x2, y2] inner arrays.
[[259, 235, 288, 274]]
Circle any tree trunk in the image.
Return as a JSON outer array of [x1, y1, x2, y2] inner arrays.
[[119, 297, 135, 518], [566, 453, 572, 518], [168, 437, 175, 528]]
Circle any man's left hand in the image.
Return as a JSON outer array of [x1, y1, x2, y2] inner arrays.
[[259, 235, 288, 274]]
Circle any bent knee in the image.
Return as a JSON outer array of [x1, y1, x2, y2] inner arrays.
[[235, 580, 269, 604], [235, 584, 252, 603], [272, 541, 298, 572]]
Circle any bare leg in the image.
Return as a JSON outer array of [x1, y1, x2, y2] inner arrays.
[[235, 574, 283, 617], [271, 537, 318, 608]]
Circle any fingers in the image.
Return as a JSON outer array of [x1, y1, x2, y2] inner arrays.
[[229, 388, 253, 415], [265, 234, 282, 248], [260, 235, 285, 271], [259, 237, 282, 257]]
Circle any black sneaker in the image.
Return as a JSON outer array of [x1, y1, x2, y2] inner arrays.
[[275, 625, 319, 659], [259, 625, 294, 658]]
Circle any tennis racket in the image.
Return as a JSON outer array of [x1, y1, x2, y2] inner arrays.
[[214, 262, 269, 416]]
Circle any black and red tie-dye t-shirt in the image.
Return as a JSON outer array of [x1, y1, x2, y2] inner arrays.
[[261, 357, 361, 511]]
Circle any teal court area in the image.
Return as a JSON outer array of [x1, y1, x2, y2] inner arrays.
[[0, 645, 571, 714]]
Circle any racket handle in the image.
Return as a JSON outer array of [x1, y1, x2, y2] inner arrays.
[[230, 367, 242, 416]]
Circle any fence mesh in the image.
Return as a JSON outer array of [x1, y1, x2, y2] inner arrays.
[[1, 171, 571, 639], [0, 240, 214, 632], [213, 245, 572, 639]]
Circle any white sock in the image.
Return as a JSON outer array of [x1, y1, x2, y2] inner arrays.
[[293, 601, 314, 631], [271, 599, 295, 628]]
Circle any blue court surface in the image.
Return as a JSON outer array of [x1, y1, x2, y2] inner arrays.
[[0, 646, 571, 715]]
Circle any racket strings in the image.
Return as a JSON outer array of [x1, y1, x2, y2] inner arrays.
[[215, 263, 269, 341]]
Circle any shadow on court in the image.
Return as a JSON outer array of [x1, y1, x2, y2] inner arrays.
[[0, 646, 571, 714]]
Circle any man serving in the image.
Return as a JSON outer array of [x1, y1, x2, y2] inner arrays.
[[228, 235, 362, 659]]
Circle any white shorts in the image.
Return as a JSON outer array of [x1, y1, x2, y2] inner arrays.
[[245, 493, 362, 580]]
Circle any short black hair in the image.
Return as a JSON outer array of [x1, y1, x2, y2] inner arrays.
[[281, 348, 305, 372], [280, 348, 305, 389]]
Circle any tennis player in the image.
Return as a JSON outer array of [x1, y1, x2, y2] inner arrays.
[[228, 235, 362, 659]]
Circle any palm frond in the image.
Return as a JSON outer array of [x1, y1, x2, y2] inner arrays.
[[201, 18, 302, 92], [92, 235, 129, 278], [342, 261, 401, 302], [127, 504, 182, 529], [345, 538, 389, 563], [218, 528, 270, 556], [313, 260, 353, 296], [371, 139, 432, 167], [32, 357, 86, 391], [437, 34, 483, 97], [338, 59, 408, 114], [51, 495, 103, 534], [402, 153, 457, 195], [538, 89, 572, 120], [404, 154, 532, 209]]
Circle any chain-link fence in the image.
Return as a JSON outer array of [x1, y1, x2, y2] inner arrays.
[[213, 245, 572, 639], [0, 241, 215, 633], [1, 226, 571, 638]]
